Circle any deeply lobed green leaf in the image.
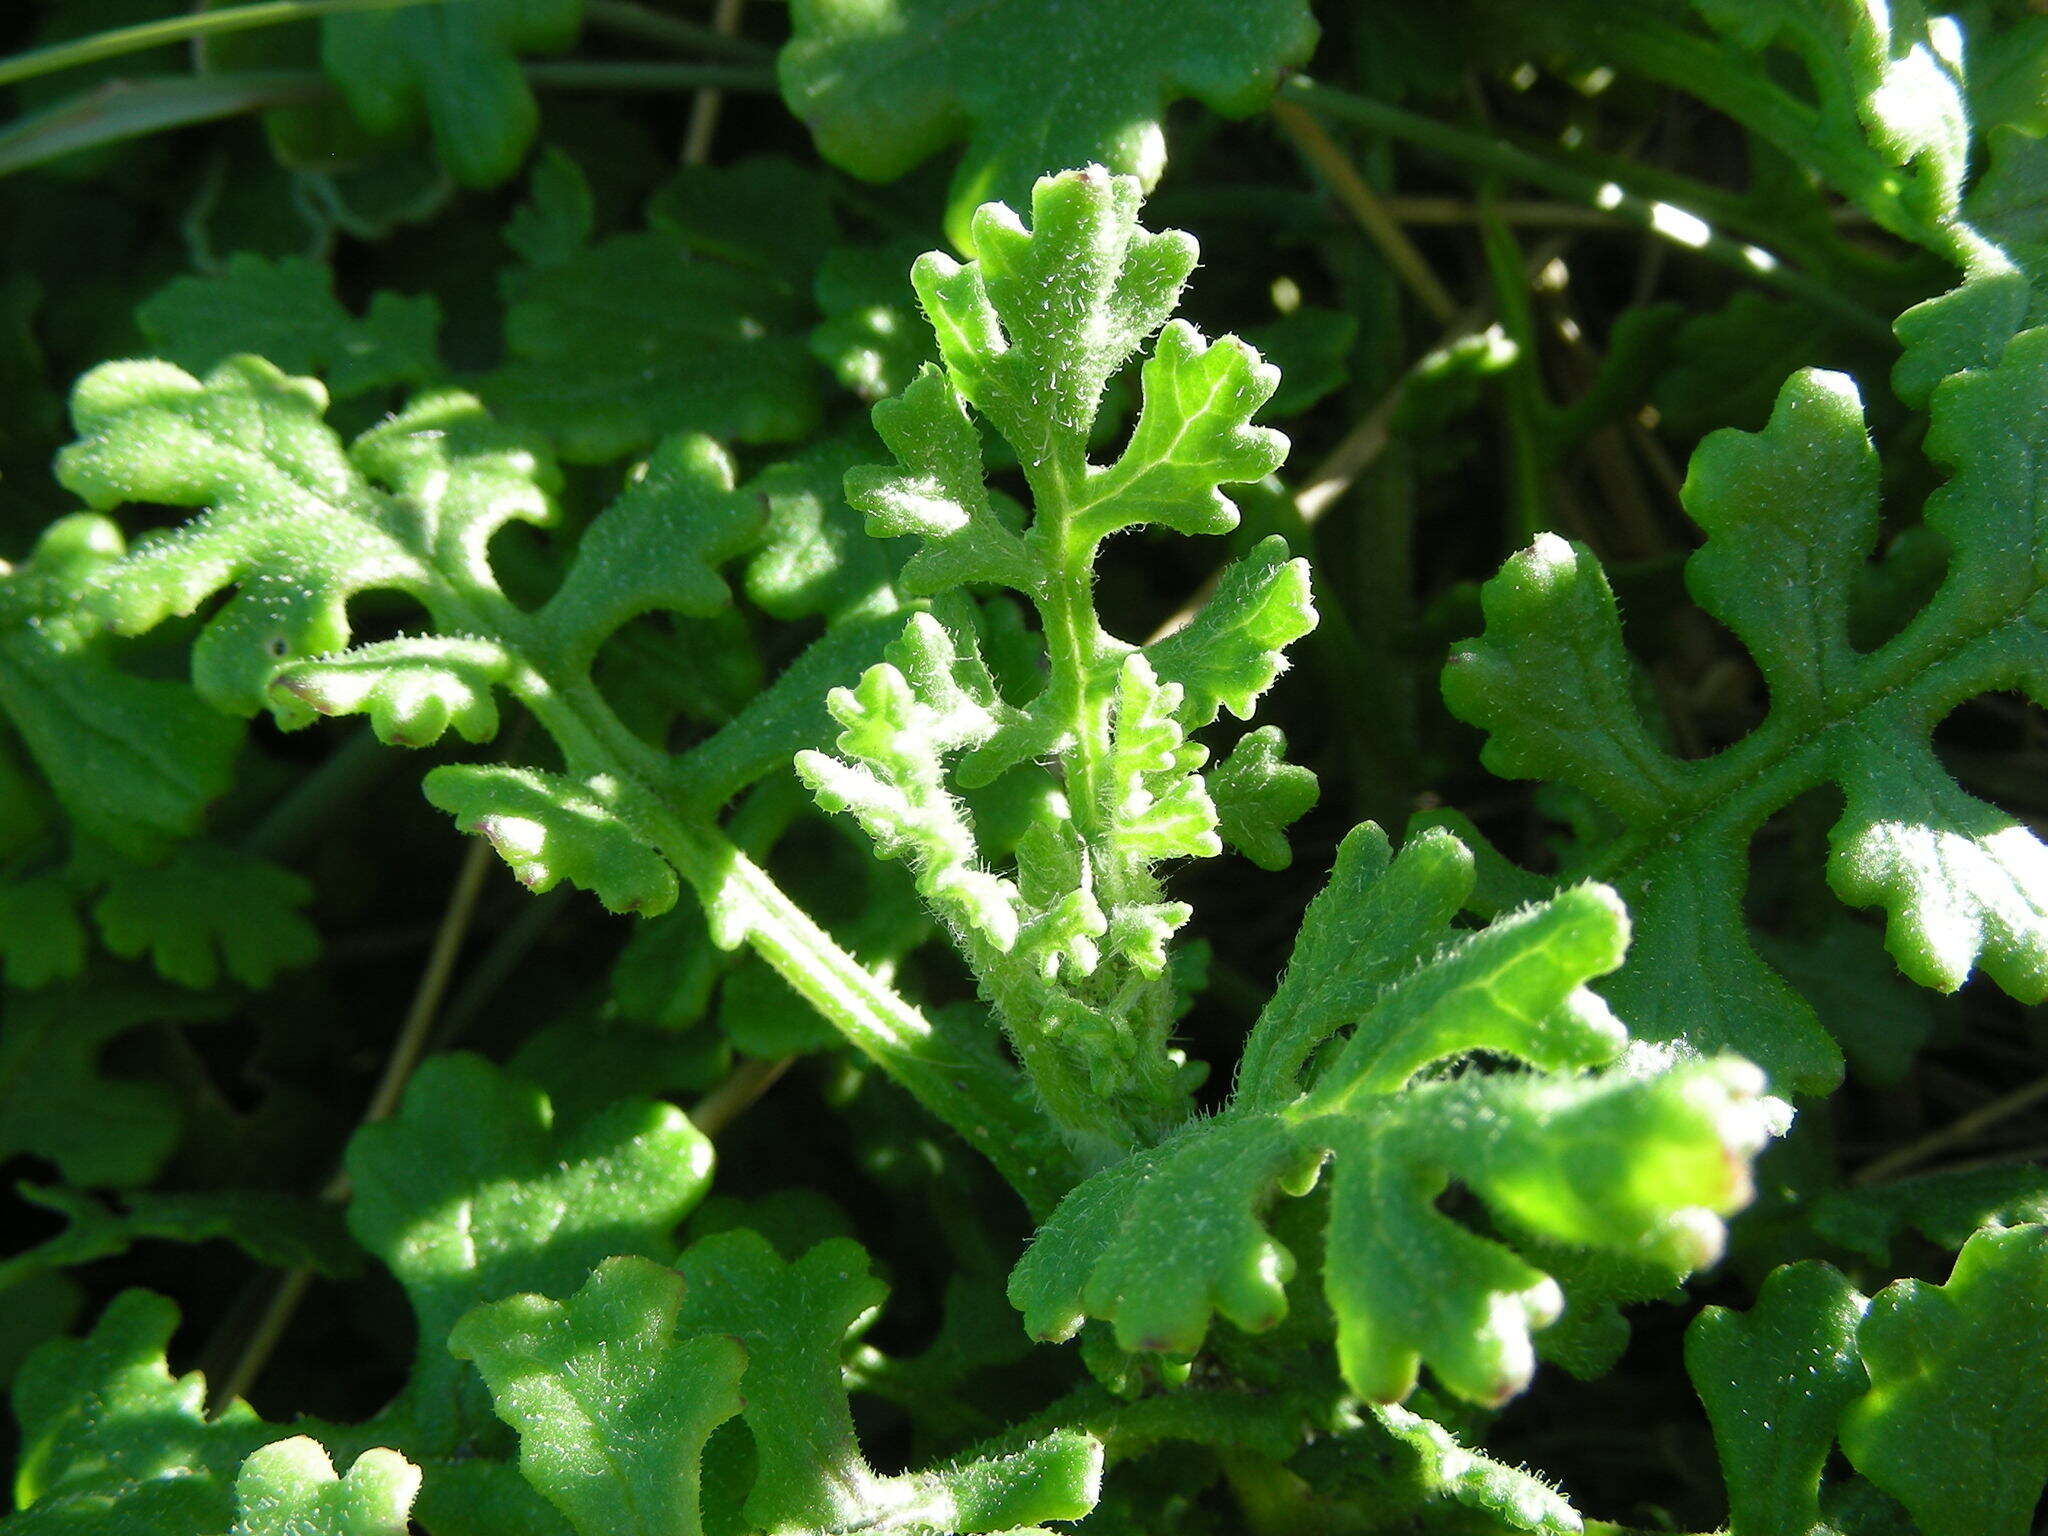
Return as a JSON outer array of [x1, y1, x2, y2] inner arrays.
[[1446, 288, 2048, 1094]]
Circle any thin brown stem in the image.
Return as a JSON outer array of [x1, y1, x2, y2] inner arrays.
[[211, 836, 495, 1413], [1271, 96, 1459, 324], [680, 0, 745, 164], [690, 1053, 795, 1138], [1854, 1070, 2048, 1186]]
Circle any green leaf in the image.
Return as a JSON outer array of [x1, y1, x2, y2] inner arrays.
[[847, 366, 1034, 597], [646, 157, 838, 287], [0, 515, 241, 862], [744, 431, 901, 622], [673, 1233, 890, 1531], [449, 1258, 745, 1536], [1013, 825, 1782, 1407], [486, 230, 820, 464], [9, 1290, 271, 1533], [53, 253, 1062, 1224], [1840, 1225, 2048, 1536], [230, 1438, 421, 1536], [506, 147, 595, 268], [1144, 535, 1316, 729], [811, 243, 937, 404], [673, 611, 906, 816], [0, 981, 223, 1187], [91, 843, 318, 989], [58, 359, 558, 717], [320, 0, 583, 187], [1814, 1164, 2048, 1264], [780, 0, 1319, 249], [808, 168, 1309, 1156], [0, 1183, 361, 1291], [1684, 0, 1976, 255], [137, 255, 440, 400], [671, 1231, 1101, 1534], [1446, 325, 2048, 1093], [1756, 917, 1938, 1087], [1209, 726, 1317, 871], [537, 435, 765, 669], [1687, 1261, 1868, 1536], [343, 1053, 715, 1454], [0, 878, 86, 989], [278, 636, 517, 748]]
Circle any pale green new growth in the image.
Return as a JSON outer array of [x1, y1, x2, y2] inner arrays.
[[1011, 824, 1781, 1408], [800, 168, 1314, 1160], [230, 1438, 421, 1536]]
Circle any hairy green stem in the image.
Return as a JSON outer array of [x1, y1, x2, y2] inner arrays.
[[422, 578, 1077, 1216]]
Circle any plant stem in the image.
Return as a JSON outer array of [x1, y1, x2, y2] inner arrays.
[[349, 836, 496, 1137], [242, 726, 394, 861], [0, 0, 443, 90], [1279, 76, 1893, 340], [1270, 96, 1458, 323], [0, 71, 329, 177], [0, 62, 774, 179], [521, 60, 771, 92], [1853, 1069, 2048, 1185], [212, 831, 496, 1413], [646, 808, 1074, 1216], [690, 1053, 793, 1138], [680, 0, 746, 164], [583, 0, 769, 60]]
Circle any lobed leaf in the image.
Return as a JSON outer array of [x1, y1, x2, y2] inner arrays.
[[425, 766, 679, 917], [780, 0, 1318, 249], [486, 231, 819, 464], [344, 1055, 715, 1455], [0, 982, 223, 1188], [449, 1258, 745, 1536], [1014, 825, 1781, 1407], [138, 255, 440, 400], [1446, 301, 2048, 1092], [90, 843, 317, 990], [8, 1291, 272, 1533], [57, 359, 556, 717], [229, 1438, 421, 1536], [320, 0, 582, 187], [1687, 1261, 1868, 1536], [1839, 1225, 2048, 1536], [1209, 726, 1318, 872]]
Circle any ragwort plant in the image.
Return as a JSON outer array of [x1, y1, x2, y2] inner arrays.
[[4, 2, 2048, 1534]]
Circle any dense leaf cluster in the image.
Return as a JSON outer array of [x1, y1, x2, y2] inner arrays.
[[2, 2, 2048, 1535]]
